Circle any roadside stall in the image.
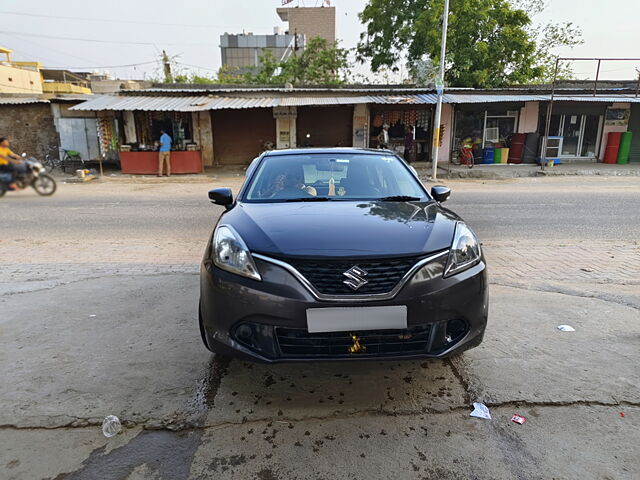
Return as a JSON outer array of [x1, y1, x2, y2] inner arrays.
[[451, 105, 520, 164], [369, 104, 432, 161], [118, 110, 202, 174]]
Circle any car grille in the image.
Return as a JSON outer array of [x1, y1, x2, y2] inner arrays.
[[285, 256, 423, 295], [275, 325, 432, 358]]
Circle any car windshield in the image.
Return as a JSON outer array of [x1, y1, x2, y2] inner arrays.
[[243, 153, 428, 202]]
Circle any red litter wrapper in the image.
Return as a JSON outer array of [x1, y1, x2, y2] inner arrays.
[[511, 414, 526, 425]]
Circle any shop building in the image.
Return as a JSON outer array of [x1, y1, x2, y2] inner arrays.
[[67, 84, 640, 173]]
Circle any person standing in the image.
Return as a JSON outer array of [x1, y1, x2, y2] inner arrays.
[[404, 126, 415, 163], [158, 130, 172, 177], [377, 124, 390, 149]]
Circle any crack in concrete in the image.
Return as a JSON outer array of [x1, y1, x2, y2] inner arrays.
[[445, 357, 473, 405], [490, 280, 640, 311], [3, 400, 638, 433], [0, 270, 198, 297]]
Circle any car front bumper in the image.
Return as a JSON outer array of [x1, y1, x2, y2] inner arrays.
[[199, 252, 488, 363]]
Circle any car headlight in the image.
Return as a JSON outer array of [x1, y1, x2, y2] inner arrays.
[[444, 222, 481, 277], [211, 225, 261, 281]]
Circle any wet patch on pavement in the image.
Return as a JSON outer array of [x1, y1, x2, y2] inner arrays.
[[202, 358, 467, 426], [53, 429, 203, 480]]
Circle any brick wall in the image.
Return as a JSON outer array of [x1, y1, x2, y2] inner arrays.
[[0, 103, 59, 159], [278, 7, 336, 44]]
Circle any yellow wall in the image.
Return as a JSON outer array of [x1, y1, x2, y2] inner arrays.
[[42, 82, 91, 94], [0, 64, 43, 94]]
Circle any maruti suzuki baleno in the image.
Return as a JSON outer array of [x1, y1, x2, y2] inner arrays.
[[199, 148, 488, 362]]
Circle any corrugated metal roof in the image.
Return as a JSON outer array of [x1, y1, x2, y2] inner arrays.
[[0, 97, 50, 105], [70, 95, 219, 111], [70, 94, 375, 111], [367, 94, 438, 104], [141, 86, 449, 94], [443, 93, 549, 103], [553, 95, 640, 103], [70, 92, 640, 112]]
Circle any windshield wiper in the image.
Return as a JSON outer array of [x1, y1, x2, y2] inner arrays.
[[285, 197, 333, 202], [377, 195, 422, 202]]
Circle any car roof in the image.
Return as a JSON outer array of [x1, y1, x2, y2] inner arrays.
[[262, 147, 393, 157]]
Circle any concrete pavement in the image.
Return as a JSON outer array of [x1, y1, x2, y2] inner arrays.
[[1, 177, 639, 479]]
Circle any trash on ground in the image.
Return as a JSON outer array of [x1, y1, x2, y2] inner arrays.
[[511, 414, 526, 425], [89, 314, 96, 317], [557, 325, 576, 332], [102, 415, 122, 437], [470, 402, 491, 420], [620, 412, 625, 418]]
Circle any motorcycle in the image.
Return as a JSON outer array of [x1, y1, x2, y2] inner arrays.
[[0, 153, 57, 197]]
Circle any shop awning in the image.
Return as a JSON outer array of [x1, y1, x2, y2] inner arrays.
[[552, 95, 640, 103], [442, 93, 549, 103], [68, 95, 219, 112], [70, 92, 640, 112], [70, 94, 438, 112], [366, 94, 439, 104], [69, 94, 379, 111], [0, 97, 49, 105]]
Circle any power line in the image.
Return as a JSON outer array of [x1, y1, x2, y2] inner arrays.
[[175, 62, 219, 72], [0, 10, 262, 29], [0, 32, 96, 65], [42, 60, 160, 70], [0, 30, 212, 47]]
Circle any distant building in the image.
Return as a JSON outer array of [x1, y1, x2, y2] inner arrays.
[[0, 47, 43, 94], [40, 69, 92, 95], [219, 6, 336, 75], [276, 6, 336, 44], [219, 30, 304, 75]]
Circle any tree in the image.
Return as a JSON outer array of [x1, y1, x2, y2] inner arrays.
[[357, 0, 582, 87], [248, 37, 351, 86], [512, 0, 584, 83], [215, 65, 246, 84]]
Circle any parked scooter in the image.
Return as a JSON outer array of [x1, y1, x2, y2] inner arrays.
[[0, 153, 57, 197]]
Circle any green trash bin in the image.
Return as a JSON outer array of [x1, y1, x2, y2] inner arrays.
[[494, 148, 502, 164], [617, 132, 633, 164]]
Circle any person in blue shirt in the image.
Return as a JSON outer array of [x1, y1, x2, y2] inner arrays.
[[158, 130, 172, 176]]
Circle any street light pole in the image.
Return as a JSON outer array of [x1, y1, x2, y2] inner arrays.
[[431, 0, 450, 181]]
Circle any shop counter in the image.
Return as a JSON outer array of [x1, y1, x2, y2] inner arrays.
[[120, 151, 203, 174]]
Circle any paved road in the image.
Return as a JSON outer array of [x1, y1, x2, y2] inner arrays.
[[3, 176, 640, 243], [1, 176, 639, 480]]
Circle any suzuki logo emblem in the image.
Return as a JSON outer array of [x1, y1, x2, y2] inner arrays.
[[342, 266, 369, 291]]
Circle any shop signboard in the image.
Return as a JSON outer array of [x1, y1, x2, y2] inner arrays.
[[273, 106, 297, 119], [605, 108, 630, 127]]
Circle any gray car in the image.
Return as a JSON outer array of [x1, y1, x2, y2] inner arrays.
[[199, 148, 488, 362]]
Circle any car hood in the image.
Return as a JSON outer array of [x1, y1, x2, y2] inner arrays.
[[222, 201, 459, 258]]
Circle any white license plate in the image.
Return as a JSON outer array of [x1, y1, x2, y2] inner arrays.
[[306, 306, 407, 333]]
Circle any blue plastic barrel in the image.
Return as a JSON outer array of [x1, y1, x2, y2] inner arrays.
[[483, 147, 495, 164]]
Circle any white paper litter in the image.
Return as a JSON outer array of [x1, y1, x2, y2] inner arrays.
[[470, 402, 492, 420], [557, 325, 576, 332]]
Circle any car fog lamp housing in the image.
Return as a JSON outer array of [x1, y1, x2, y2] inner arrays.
[[232, 322, 278, 358], [212, 225, 261, 281], [444, 222, 481, 277]]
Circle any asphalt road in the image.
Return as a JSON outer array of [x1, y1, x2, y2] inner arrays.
[[3, 176, 640, 243], [0, 176, 639, 480]]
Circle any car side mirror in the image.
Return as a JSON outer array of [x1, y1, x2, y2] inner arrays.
[[208, 188, 234, 209], [431, 185, 451, 203]]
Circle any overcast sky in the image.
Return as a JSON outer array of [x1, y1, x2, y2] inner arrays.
[[1, 0, 639, 82]]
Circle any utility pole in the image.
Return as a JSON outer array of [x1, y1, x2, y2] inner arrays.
[[162, 50, 173, 83], [431, 0, 449, 180]]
